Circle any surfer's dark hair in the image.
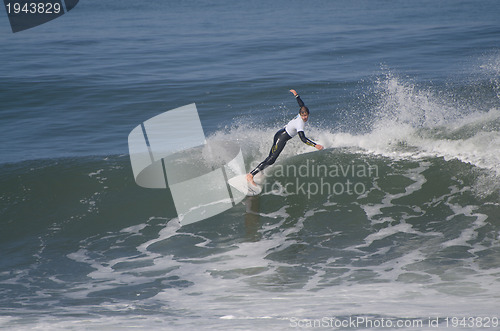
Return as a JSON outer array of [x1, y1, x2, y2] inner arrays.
[[300, 106, 310, 114]]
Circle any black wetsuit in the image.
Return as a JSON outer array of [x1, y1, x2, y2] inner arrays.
[[250, 95, 318, 176]]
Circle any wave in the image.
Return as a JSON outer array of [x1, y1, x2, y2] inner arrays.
[[2, 68, 500, 237], [1, 134, 498, 257]]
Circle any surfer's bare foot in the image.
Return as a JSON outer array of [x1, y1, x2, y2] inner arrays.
[[246, 173, 257, 186]]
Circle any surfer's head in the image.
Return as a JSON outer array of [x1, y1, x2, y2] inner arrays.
[[300, 106, 309, 122]]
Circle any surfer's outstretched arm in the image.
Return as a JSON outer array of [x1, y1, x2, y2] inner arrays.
[[295, 94, 306, 108], [290, 89, 305, 108]]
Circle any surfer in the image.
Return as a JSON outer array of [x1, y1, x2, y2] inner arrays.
[[247, 89, 324, 186]]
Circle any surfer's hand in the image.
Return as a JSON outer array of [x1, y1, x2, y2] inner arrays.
[[290, 89, 298, 96], [315, 144, 324, 150]]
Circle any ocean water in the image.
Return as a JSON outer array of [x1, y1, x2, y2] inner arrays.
[[1, 0, 500, 330]]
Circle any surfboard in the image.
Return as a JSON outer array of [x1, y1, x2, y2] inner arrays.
[[228, 174, 262, 196]]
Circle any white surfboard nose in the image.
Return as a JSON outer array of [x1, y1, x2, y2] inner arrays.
[[228, 174, 262, 197]]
